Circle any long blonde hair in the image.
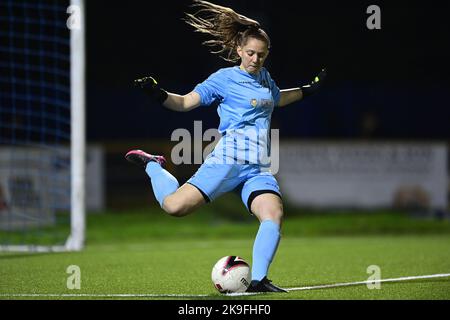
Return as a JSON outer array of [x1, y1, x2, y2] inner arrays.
[[184, 0, 271, 62]]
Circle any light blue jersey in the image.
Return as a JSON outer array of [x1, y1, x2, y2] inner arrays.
[[187, 66, 282, 208], [194, 66, 281, 133], [143, 67, 283, 284], [194, 66, 280, 167]]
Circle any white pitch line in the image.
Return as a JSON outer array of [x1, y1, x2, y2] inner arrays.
[[1, 273, 449, 298], [225, 273, 450, 297], [286, 273, 450, 292], [0, 293, 210, 298]]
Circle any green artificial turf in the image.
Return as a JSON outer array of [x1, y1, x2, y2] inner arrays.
[[1, 205, 450, 300]]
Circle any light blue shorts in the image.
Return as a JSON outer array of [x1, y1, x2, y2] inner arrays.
[[187, 155, 282, 212]]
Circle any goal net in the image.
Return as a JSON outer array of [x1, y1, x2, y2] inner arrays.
[[0, 0, 85, 252]]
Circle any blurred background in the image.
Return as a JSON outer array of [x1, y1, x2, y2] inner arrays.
[[1, 0, 449, 238], [1, 1, 450, 298], [84, 0, 449, 213]]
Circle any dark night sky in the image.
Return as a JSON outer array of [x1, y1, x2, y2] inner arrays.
[[85, 0, 450, 141]]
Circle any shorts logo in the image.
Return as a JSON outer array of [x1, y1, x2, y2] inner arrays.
[[251, 99, 258, 108], [265, 182, 279, 189]]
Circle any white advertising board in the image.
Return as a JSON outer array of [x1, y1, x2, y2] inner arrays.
[[0, 146, 104, 230], [277, 142, 448, 209]]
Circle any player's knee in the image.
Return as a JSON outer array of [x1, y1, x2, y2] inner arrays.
[[258, 206, 284, 225], [269, 208, 284, 224], [162, 197, 189, 217], [252, 198, 283, 224], [163, 197, 193, 218]]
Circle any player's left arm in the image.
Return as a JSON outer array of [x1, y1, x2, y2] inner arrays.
[[277, 69, 327, 107], [278, 88, 303, 107]]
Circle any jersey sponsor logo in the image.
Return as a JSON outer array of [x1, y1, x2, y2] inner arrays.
[[250, 99, 274, 108], [239, 79, 269, 89]]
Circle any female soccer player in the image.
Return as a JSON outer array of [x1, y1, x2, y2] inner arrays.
[[126, 0, 326, 293]]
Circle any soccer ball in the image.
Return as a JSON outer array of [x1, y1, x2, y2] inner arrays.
[[211, 256, 251, 293]]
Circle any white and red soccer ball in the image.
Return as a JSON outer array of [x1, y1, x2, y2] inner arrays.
[[211, 256, 251, 293]]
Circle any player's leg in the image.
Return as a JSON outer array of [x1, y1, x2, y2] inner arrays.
[[168, 160, 246, 216], [241, 173, 286, 292], [125, 150, 206, 217], [162, 183, 206, 217], [126, 150, 242, 217], [251, 192, 284, 225], [248, 193, 286, 292]]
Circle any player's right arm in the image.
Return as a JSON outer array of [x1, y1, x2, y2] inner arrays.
[[134, 76, 201, 112], [163, 91, 201, 112]]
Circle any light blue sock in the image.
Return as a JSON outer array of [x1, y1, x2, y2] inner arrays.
[[251, 220, 281, 281], [145, 162, 179, 207]]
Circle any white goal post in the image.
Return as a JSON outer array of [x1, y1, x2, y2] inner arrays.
[[0, 0, 86, 252], [66, 0, 86, 252]]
